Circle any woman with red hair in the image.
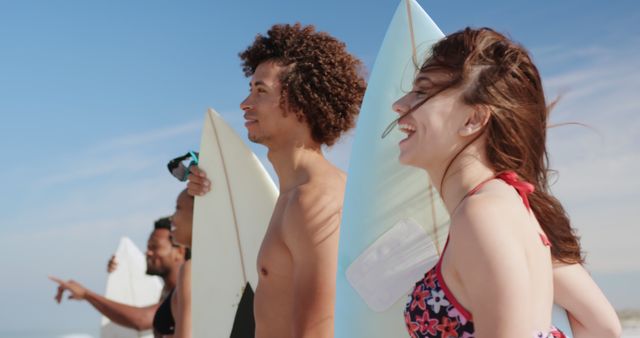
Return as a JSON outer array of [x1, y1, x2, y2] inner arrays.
[[393, 27, 620, 338]]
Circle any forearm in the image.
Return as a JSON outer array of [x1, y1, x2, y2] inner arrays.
[[85, 290, 156, 331], [174, 295, 191, 338], [174, 260, 192, 338], [174, 308, 191, 338], [554, 263, 621, 338], [569, 312, 621, 338]]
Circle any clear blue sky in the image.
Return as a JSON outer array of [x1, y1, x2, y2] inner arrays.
[[1, 0, 639, 336]]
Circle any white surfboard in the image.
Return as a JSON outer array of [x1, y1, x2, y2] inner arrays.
[[192, 108, 278, 337], [101, 237, 163, 338], [335, 1, 574, 336]]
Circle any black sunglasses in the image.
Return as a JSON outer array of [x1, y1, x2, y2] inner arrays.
[[167, 151, 199, 182]]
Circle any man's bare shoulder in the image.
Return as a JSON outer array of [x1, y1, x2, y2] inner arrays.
[[294, 166, 345, 212], [305, 159, 347, 197], [282, 166, 345, 247]]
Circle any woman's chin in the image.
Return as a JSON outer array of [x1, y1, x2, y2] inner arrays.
[[398, 151, 416, 167], [399, 150, 431, 170]]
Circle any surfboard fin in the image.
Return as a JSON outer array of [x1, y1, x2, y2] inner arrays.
[[230, 282, 256, 338]]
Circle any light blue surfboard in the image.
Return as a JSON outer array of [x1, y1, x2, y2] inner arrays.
[[335, 0, 574, 336]]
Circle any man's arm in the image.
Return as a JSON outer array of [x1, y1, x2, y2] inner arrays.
[[49, 276, 159, 331], [174, 260, 192, 338], [283, 187, 342, 338], [553, 263, 622, 338]]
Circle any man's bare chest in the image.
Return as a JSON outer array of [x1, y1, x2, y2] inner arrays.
[[256, 198, 293, 278]]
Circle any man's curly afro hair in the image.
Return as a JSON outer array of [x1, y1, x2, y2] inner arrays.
[[239, 23, 367, 146]]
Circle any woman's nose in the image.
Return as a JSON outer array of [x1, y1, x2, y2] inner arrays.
[[392, 94, 410, 116]]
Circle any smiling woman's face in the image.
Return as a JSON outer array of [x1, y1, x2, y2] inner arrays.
[[391, 71, 475, 170]]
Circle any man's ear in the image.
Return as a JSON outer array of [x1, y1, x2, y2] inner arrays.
[[459, 105, 491, 137], [174, 245, 187, 261]]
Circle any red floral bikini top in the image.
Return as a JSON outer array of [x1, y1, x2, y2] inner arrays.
[[403, 171, 565, 338]]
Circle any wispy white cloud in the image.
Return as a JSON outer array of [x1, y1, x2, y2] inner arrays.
[[539, 42, 640, 273], [37, 154, 157, 187], [532, 45, 609, 67], [13, 175, 183, 233], [33, 120, 203, 188], [90, 120, 202, 152]]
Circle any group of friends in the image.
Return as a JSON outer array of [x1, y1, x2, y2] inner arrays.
[[51, 22, 622, 338], [50, 190, 194, 337]]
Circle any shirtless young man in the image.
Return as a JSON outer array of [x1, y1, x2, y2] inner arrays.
[[50, 217, 187, 337], [187, 23, 366, 338]]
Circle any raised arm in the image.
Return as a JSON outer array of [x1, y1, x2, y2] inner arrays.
[[173, 260, 192, 338], [50, 276, 159, 331], [553, 263, 621, 338], [284, 188, 342, 338]]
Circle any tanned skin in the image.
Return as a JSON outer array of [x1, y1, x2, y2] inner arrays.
[[50, 228, 185, 337], [188, 61, 345, 338]]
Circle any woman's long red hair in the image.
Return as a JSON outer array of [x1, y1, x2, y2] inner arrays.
[[424, 28, 582, 263]]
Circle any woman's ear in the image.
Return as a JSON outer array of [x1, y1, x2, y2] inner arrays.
[[459, 105, 491, 137]]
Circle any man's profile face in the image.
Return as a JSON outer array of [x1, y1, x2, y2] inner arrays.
[[240, 61, 302, 145], [145, 228, 175, 277]]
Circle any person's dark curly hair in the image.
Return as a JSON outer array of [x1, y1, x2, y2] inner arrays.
[[239, 23, 367, 146], [154, 216, 191, 259], [154, 216, 172, 231]]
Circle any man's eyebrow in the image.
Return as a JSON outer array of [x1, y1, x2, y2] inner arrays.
[[250, 80, 268, 88]]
